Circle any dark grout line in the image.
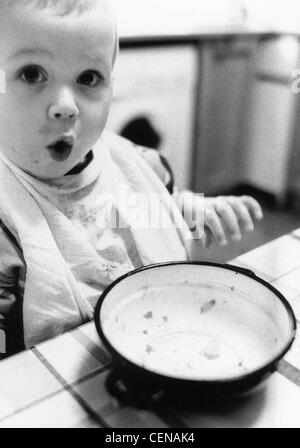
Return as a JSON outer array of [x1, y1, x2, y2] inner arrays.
[[278, 359, 300, 387], [31, 347, 110, 428], [75, 327, 111, 366]]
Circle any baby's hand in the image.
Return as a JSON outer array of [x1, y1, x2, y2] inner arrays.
[[175, 192, 263, 248], [201, 196, 263, 248]]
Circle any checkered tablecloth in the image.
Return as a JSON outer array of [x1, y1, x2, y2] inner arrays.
[[1, 231, 300, 428]]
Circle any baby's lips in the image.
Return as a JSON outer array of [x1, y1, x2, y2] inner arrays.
[[46, 136, 74, 162], [48, 135, 75, 147]]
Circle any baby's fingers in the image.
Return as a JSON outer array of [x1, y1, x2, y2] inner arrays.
[[199, 227, 213, 249], [205, 208, 228, 246], [240, 196, 264, 220], [227, 198, 255, 232], [214, 198, 241, 242], [204, 228, 213, 249]]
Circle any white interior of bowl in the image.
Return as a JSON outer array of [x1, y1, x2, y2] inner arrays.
[[99, 264, 294, 381]]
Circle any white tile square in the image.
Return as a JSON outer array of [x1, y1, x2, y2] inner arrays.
[[239, 373, 300, 427], [272, 277, 300, 320], [36, 332, 102, 384], [273, 267, 300, 294], [0, 391, 90, 428], [0, 351, 62, 420], [0, 400, 14, 421], [234, 236, 300, 281]]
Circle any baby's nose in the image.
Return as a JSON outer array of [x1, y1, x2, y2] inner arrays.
[[48, 90, 79, 121], [48, 104, 79, 121]]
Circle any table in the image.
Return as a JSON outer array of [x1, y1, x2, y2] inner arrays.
[[1, 230, 300, 428]]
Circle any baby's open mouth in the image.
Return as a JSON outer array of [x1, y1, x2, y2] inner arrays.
[[47, 137, 74, 162]]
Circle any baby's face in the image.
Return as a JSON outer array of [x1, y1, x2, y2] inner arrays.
[[0, 3, 115, 179]]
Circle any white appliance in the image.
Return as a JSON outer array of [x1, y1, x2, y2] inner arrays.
[[106, 45, 198, 190], [243, 36, 299, 202]]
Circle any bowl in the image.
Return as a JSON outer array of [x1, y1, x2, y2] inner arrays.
[[94, 262, 296, 401]]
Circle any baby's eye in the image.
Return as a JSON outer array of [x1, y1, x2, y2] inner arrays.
[[77, 70, 103, 87], [19, 65, 47, 84]]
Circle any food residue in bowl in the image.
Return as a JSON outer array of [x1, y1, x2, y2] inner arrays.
[[202, 339, 220, 360], [200, 299, 216, 314], [145, 344, 154, 354], [138, 330, 250, 378], [102, 281, 286, 381], [143, 311, 153, 319]]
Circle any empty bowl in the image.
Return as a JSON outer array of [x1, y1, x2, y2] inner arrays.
[[95, 262, 296, 400]]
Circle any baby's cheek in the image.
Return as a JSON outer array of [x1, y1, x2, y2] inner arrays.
[[88, 106, 110, 134]]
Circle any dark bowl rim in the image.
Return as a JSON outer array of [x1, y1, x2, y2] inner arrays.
[[94, 261, 297, 386]]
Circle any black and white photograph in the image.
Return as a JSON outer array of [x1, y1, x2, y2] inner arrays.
[[0, 0, 300, 431]]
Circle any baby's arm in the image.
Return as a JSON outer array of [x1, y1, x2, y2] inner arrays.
[[175, 191, 263, 248], [0, 223, 24, 358], [132, 143, 263, 247], [0, 287, 17, 359]]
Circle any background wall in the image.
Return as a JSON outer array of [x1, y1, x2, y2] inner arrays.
[[111, 0, 300, 36], [111, 0, 251, 37], [243, 0, 300, 31]]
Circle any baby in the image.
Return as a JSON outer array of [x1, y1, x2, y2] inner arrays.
[[0, 0, 262, 356]]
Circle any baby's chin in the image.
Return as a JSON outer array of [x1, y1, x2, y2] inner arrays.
[[25, 154, 93, 181], [15, 158, 77, 181], [23, 165, 72, 181]]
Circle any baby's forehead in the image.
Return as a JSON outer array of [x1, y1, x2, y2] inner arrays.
[[0, 1, 117, 66], [1, 0, 117, 39], [1, 0, 115, 22]]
